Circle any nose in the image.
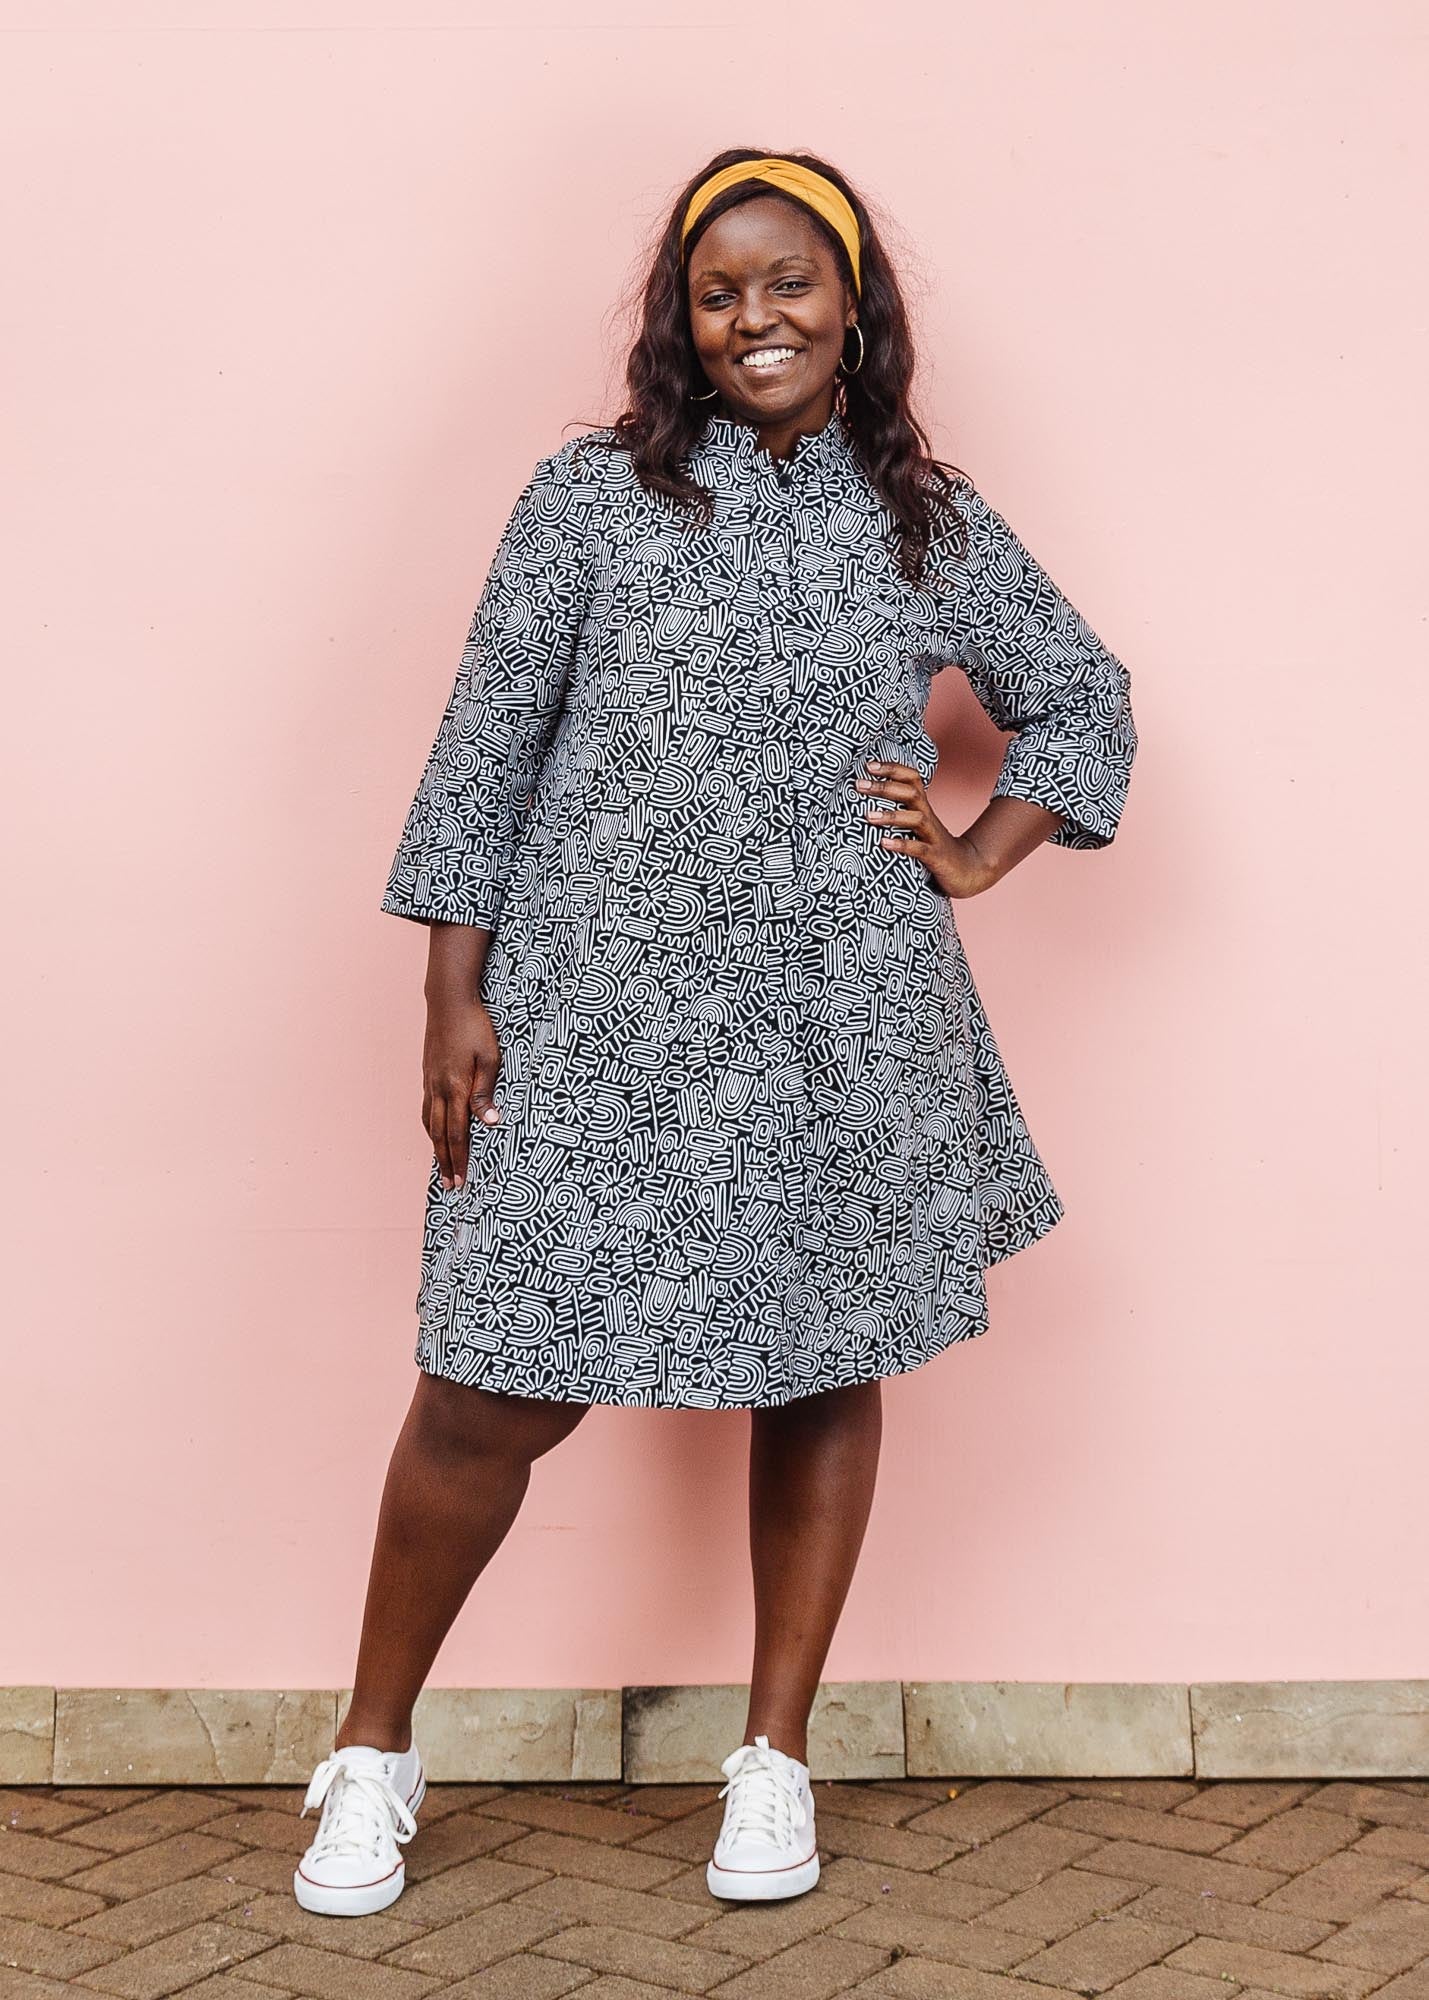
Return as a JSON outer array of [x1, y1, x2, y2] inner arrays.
[[733, 298, 782, 338]]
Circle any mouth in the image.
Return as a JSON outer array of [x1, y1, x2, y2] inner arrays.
[[734, 345, 804, 378]]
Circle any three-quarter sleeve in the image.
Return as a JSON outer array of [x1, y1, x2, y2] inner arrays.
[[929, 476, 1138, 850], [380, 442, 594, 930]]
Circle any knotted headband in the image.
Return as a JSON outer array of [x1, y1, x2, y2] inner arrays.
[[679, 157, 862, 297]]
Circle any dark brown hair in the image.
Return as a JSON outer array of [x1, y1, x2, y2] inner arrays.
[[581, 147, 970, 585]]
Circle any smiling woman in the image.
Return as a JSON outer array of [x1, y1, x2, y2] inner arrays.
[[299, 146, 1138, 1922]]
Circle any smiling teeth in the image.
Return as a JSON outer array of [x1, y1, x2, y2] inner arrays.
[[741, 348, 797, 368]]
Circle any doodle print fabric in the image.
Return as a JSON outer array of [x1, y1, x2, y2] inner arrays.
[[380, 407, 1137, 1408]]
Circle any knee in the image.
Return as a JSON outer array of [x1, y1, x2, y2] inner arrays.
[[411, 1371, 590, 1468]]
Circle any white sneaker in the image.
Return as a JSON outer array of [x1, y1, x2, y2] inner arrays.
[[706, 1732, 819, 1901], [292, 1741, 426, 1916]]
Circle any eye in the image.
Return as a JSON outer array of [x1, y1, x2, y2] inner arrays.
[[696, 279, 815, 309]]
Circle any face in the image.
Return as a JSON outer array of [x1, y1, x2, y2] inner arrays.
[[685, 194, 856, 449]]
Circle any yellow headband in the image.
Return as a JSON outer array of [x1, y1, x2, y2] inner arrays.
[[680, 157, 862, 297]]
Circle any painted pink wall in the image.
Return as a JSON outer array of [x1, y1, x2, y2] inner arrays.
[[3, 1, 1425, 1692]]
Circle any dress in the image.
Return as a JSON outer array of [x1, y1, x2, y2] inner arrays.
[[379, 406, 1137, 1408]]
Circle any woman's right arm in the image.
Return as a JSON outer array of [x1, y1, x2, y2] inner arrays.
[[379, 438, 596, 1188], [421, 924, 499, 1191]]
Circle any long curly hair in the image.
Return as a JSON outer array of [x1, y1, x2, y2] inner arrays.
[[582, 147, 970, 585]]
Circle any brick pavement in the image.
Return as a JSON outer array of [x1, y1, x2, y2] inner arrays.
[[2, 1774, 1428, 1998]]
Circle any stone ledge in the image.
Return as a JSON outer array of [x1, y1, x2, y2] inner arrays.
[[6, 1680, 1424, 1784]]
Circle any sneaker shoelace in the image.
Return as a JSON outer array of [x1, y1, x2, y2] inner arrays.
[[300, 1752, 418, 1860], [716, 1740, 805, 1848]]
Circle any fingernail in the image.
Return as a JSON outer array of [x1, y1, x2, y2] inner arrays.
[[483, 1108, 499, 1123]]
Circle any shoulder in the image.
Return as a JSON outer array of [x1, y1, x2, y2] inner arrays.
[[924, 468, 1022, 579], [527, 426, 630, 496]]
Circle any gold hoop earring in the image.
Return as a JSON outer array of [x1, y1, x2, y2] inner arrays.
[[838, 322, 865, 376], [689, 383, 719, 401]]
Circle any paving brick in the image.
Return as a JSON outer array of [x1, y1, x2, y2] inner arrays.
[[812, 1810, 963, 1873], [1162, 1937, 1383, 1999], [900, 1784, 1069, 1845], [1014, 1915, 1195, 1993], [177, 1978, 293, 1999], [0, 1865, 107, 1924], [393, 1853, 553, 1926], [1098, 1968, 1244, 2000], [1040, 1801, 1239, 1854], [648, 1860, 730, 1907], [1174, 1787, 1320, 1830], [1116, 1884, 1335, 1953], [63, 1792, 233, 1854], [1216, 1812, 1366, 1874], [843, 1959, 1080, 1998], [473, 1794, 667, 1844], [533, 1920, 748, 1989], [1055, 1787, 1203, 1813], [510, 1872, 715, 1937], [829, 1900, 1036, 1971], [0, 1913, 121, 1980], [403, 1810, 537, 1880], [938, 1824, 1109, 1892], [684, 1889, 865, 1959], [974, 1870, 1146, 1943], [0, 1968, 76, 1998], [1369, 1971, 1429, 2000], [626, 1803, 732, 1867], [1354, 1826, 1429, 1868], [216, 1942, 444, 1999], [70, 1873, 254, 1946], [814, 1856, 1004, 1919], [62, 1833, 246, 1899], [1259, 1850, 1423, 1921], [0, 1828, 104, 1880], [0, 1791, 103, 1837], [1308, 1899, 1429, 1974], [1070, 1839, 1287, 1903], [221, 1891, 424, 1955], [606, 1786, 722, 1821], [70, 1920, 275, 1999], [206, 1850, 297, 1895], [381, 1900, 569, 1976], [195, 1811, 311, 1856], [811, 1785, 941, 1830], [704, 1932, 891, 1996], [495, 1829, 691, 1891], [59, 1792, 166, 1812], [439, 1958, 591, 1999], [1305, 1789, 1429, 1834], [393, 1784, 509, 1820]]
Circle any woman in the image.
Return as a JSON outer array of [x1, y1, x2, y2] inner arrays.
[[293, 149, 1137, 1918]]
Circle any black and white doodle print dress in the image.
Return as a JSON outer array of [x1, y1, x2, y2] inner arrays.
[[380, 406, 1137, 1409]]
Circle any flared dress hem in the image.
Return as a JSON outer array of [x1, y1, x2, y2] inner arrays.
[[410, 1180, 1065, 1411]]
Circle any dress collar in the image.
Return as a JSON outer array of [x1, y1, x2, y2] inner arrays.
[[693, 404, 859, 484]]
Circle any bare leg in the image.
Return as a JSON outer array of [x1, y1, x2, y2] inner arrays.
[[743, 1379, 883, 1765], [335, 1373, 591, 1753]]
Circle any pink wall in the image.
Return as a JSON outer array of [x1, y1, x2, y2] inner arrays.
[[3, 0, 1425, 1691]]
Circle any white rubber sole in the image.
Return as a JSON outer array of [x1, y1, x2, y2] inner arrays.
[[706, 1840, 820, 1901], [292, 1770, 426, 1917]]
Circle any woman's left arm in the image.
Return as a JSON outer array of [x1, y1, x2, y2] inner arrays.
[[931, 476, 1139, 869]]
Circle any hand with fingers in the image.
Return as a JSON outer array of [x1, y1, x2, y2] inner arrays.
[[855, 759, 998, 900], [421, 993, 503, 1192]]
